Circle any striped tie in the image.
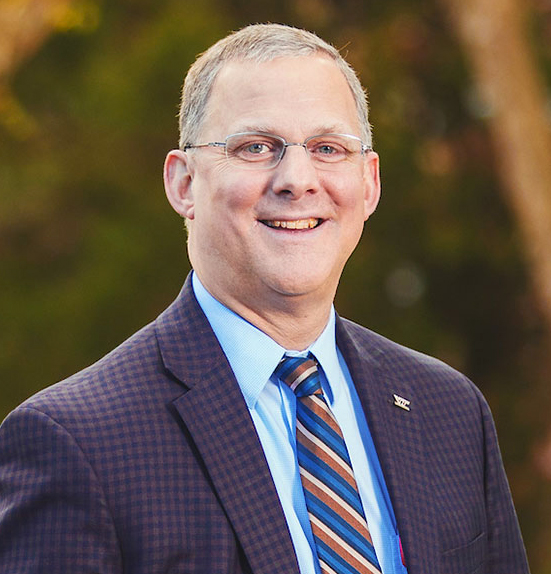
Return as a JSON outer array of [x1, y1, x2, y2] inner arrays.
[[275, 355, 382, 574]]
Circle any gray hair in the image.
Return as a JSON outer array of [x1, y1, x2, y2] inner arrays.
[[178, 23, 372, 149]]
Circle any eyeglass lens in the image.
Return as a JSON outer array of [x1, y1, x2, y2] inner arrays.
[[225, 133, 364, 170]]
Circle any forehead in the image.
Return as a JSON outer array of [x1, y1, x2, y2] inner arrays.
[[202, 55, 360, 137]]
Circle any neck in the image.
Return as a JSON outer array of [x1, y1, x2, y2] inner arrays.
[[236, 297, 333, 351], [198, 278, 334, 351]]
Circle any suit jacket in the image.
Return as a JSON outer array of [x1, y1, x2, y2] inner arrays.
[[0, 276, 529, 574]]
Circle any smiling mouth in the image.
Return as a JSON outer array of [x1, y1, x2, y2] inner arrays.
[[260, 218, 322, 230]]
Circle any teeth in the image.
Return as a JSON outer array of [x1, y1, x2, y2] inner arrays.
[[266, 218, 319, 229]]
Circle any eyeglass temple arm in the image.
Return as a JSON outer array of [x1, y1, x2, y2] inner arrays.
[[183, 142, 226, 151]]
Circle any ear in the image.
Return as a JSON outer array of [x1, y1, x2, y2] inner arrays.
[[163, 149, 196, 219], [362, 150, 381, 221]]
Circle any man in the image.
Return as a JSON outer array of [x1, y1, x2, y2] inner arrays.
[[0, 23, 529, 574]]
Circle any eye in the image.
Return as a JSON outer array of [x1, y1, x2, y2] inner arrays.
[[316, 143, 341, 155], [307, 135, 360, 162], [244, 142, 272, 155], [308, 139, 348, 161], [227, 134, 281, 163]]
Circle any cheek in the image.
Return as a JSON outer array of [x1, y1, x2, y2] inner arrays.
[[192, 181, 258, 242], [211, 172, 268, 214], [329, 175, 367, 211]]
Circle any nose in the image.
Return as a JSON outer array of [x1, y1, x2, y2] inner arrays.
[[270, 143, 320, 198]]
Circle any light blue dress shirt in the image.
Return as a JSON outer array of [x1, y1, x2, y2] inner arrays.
[[192, 274, 407, 574]]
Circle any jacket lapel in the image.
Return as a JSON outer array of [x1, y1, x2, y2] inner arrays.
[[336, 317, 439, 574], [154, 278, 440, 573], [155, 277, 300, 574]]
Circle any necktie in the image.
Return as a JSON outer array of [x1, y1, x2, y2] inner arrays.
[[275, 355, 382, 574]]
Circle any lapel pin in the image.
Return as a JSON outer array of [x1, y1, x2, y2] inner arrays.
[[393, 394, 411, 412]]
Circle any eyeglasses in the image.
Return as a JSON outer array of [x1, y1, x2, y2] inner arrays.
[[183, 132, 371, 171]]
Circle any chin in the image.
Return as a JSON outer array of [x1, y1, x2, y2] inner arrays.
[[265, 273, 336, 300]]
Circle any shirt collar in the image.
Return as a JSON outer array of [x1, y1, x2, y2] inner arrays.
[[308, 311, 341, 405], [192, 272, 340, 408]]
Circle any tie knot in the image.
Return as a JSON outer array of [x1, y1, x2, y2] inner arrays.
[[274, 355, 321, 398]]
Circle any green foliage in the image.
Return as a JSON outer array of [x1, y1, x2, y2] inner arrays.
[[1, 0, 550, 569]]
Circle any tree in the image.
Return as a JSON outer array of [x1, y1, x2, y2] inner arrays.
[[0, 0, 99, 137], [440, 0, 551, 334], [440, 0, 551, 565]]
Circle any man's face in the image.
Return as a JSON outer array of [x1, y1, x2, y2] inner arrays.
[[165, 55, 380, 315]]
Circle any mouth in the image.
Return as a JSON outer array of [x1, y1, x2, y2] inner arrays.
[[260, 218, 322, 230]]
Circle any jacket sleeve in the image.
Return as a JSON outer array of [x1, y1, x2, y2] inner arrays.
[[0, 405, 122, 573], [477, 389, 530, 573]]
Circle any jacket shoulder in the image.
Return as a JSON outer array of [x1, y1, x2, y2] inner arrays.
[[337, 316, 483, 402], [14, 320, 167, 423], [339, 316, 458, 371]]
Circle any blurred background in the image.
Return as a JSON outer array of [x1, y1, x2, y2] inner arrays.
[[1, 0, 551, 570]]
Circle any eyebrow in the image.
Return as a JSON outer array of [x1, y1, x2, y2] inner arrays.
[[230, 124, 354, 138], [231, 125, 278, 135]]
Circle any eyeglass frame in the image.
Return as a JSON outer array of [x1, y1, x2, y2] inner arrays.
[[182, 131, 372, 170]]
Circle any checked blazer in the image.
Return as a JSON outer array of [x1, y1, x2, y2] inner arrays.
[[0, 275, 529, 574]]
